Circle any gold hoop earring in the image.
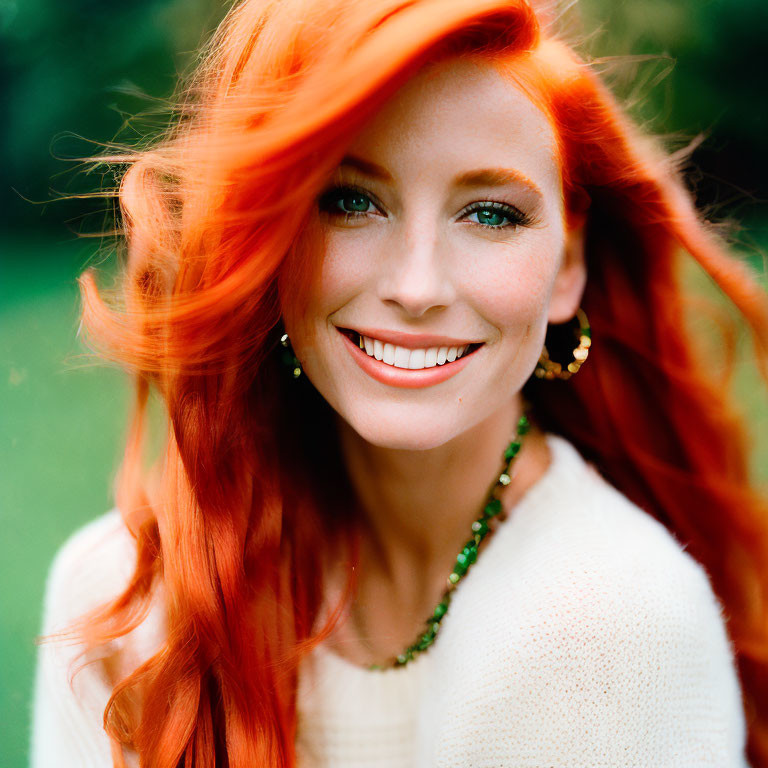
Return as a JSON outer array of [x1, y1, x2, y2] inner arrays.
[[535, 307, 591, 380]]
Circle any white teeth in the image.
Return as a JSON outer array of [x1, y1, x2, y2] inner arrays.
[[408, 348, 426, 369], [355, 332, 477, 370], [393, 346, 411, 368]]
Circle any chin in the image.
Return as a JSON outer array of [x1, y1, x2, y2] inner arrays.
[[344, 417, 459, 451], [332, 397, 483, 452]]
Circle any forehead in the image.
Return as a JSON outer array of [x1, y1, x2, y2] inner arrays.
[[345, 57, 560, 197]]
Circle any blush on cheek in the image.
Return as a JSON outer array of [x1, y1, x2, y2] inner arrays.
[[472, 224, 563, 297], [479, 278, 551, 329], [316, 248, 371, 311]]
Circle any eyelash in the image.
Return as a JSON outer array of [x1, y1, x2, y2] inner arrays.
[[317, 184, 534, 230]]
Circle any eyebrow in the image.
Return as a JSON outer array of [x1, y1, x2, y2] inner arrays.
[[339, 154, 543, 198]]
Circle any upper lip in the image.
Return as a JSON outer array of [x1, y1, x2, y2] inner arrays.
[[339, 325, 481, 349]]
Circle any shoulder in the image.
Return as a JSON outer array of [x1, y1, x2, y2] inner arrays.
[[31, 511, 147, 768], [424, 434, 748, 763], [41, 509, 138, 634], [466, 434, 738, 661], [493, 432, 719, 594], [452, 433, 719, 615], [41, 507, 166, 672]]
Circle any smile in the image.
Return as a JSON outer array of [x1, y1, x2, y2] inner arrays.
[[337, 327, 484, 389], [341, 329, 481, 369]]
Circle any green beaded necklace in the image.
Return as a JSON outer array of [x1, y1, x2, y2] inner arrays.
[[367, 413, 531, 670]]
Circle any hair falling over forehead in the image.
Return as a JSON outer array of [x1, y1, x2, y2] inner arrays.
[[46, 0, 768, 765]]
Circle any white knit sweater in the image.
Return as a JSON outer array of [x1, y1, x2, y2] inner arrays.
[[31, 434, 751, 767]]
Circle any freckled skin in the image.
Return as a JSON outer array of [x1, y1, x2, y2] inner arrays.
[[285, 57, 586, 451]]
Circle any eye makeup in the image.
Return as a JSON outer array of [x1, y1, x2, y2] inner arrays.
[[317, 183, 384, 219], [457, 200, 535, 229], [317, 183, 538, 231]]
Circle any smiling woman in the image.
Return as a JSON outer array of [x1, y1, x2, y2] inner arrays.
[[286, 58, 582, 449], [29, 0, 768, 767]]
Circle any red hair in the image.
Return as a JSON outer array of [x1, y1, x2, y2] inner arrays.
[[47, 0, 768, 765]]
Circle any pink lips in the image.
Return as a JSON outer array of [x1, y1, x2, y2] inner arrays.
[[339, 329, 479, 389]]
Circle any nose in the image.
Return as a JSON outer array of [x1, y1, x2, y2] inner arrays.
[[377, 224, 457, 318]]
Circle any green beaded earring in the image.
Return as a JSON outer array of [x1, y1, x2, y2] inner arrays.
[[280, 332, 302, 379]]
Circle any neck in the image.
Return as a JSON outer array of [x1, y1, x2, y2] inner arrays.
[[335, 396, 550, 595]]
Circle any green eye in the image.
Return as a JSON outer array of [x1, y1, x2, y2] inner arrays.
[[463, 202, 529, 230], [318, 185, 376, 217], [338, 192, 370, 213], [318, 186, 533, 231], [474, 209, 507, 227]]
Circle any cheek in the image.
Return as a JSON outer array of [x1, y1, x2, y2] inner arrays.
[[466, 236, 563, 342], [285, 238, 361, 350], [310, 233, 372, 313], [483, 260, 552, 326]]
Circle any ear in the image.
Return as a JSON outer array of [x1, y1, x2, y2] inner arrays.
[[547, 215, 587, 324]]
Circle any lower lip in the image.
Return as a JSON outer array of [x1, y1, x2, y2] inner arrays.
[[339, 330, 479, 389]]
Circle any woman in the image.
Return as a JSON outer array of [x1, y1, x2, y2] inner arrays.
[[31, 0, 768, 765]]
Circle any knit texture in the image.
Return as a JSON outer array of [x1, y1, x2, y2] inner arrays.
[[31, 434, 751, 767]]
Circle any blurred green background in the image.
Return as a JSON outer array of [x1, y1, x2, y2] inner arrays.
[[1, 0, 766, 765]]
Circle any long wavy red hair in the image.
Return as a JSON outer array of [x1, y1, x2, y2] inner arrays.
[[47, 0, 768, 765]]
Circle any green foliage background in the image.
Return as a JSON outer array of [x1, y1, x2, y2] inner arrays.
[[1, 0, 766, 765]]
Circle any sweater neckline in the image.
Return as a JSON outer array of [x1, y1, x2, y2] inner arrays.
[[308, 432, 579, 680]]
